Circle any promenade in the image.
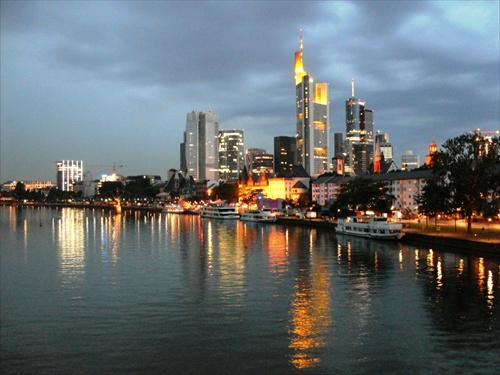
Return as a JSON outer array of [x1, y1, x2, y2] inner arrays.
[[277, 216, 500, 254]]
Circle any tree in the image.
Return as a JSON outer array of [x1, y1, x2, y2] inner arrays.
[[211, 182, 239, 202], [415, 176, 453, 227], [332, 177, 395, 217], [429, 131, 499, 233]]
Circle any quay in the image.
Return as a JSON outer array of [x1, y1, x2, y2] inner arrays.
[[4, 202, 499, 253], [276, 216, 500, 254]]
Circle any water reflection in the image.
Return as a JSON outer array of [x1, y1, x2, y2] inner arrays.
[[287, 229, 332, 370]]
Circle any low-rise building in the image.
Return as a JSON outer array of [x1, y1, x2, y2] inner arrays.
[[312, 169, 433, 214]]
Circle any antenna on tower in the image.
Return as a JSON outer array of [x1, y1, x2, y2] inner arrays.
[[299, 29, 303, 51], [351, 78, 355, 97]]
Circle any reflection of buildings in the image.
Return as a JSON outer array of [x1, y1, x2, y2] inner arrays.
[[288, 230, 332, 370]]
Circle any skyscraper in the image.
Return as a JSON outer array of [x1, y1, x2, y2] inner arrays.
[[274, 136, 296, 177], [183, 110, 219, 181], [56, 160, 83, 191], [294, 30, 330, 177], [218, 129, 244, 181], [345, 79, 373, 175]]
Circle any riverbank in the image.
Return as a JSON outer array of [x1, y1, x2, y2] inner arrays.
[[276, 216, 500, 254], [4, 203, 499, 253]]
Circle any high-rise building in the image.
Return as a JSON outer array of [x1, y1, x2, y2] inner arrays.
[[218, 130, 245, 181], [375, 132, 393, 162], [274, 136, 296, 177], [182, 110, 219, 181], [251, 153, 274, 175], [56, 160, 83, 191], [402, 150, 419, 171], [345, 80, 373, 175], [246, 148, 266, 170], [294, 30, 330, 177]]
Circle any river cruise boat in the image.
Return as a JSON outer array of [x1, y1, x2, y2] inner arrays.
[[240, 210, 277, 223], [200, 204, 240, 220], [335, 216, 404, 240], [162, 204, 184, 213]]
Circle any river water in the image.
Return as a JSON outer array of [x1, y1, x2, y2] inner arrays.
[[1, 207, 499, 375]]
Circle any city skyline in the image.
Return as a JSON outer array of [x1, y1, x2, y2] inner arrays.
[[1, 1, 499, 182]]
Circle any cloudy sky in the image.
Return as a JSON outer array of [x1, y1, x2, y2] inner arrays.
[[1, 1, 498, 182]]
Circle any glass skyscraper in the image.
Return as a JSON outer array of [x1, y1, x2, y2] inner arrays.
[[183, 110, 219, 181], [345, 80, 373, 175], [218, 129, 244, 181], [294, 30, 330, 177]]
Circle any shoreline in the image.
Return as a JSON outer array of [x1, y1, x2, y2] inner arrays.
[[4, 202, 499, 254]]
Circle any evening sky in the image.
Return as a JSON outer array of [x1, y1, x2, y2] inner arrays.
[[1, 1, 498, 181]]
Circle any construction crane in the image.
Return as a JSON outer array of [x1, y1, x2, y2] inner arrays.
[[86, 162, 123, 175]]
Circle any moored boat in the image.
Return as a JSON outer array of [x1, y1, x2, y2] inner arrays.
[[240, 209, 277, 223], [200, 204, 240, 220], [335, 215, 404, 240]]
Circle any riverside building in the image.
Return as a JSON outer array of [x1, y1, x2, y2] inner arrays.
[[56, 160, 83, 192], [294, 30, 330, 177]]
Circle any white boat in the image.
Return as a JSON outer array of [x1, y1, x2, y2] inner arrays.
[[240, 210, 277, 223], [200, 204, 240, 220], [335, 216, 404, 240], [162, 204, 184, 213]]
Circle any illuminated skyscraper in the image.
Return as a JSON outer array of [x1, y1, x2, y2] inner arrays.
[[218, 129, 244, 181], [56, 160, 83, 191], [183, 110, 219, 181], [345, 80, 373, 175], [294, 30, 330, 177], [274, 136, 296, 176]]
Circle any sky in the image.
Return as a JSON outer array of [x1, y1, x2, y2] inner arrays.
[[1, 1, 499, 182]]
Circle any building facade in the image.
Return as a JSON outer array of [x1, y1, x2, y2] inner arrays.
[[218, 129, 245, 181], [401, 150, 420, 170], [183, 110, 219, 181], [56, 160, 83, 191], [294, 30, 330, 177], [345, 80, 373, 175], [312, 169, 433, 214], [274, 136, 296, 177]]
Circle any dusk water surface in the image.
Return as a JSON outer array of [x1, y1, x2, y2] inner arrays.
[[1, 207, 499, 374]]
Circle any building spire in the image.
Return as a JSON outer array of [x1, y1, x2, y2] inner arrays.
[[351, 78, 355, 97], [299, 28, 303, 51]]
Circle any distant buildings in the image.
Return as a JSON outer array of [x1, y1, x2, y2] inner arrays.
[[56, 160, 83, 191], [345, 80, 373, 175], [312, 169, 433, 213], [274, 136, 296, 177], [401, 150, 419, 171], [294, 30, 330, 177], [182, 110, 219, 181], [218, 130, 244, 181], [425, 139, 438, 166]]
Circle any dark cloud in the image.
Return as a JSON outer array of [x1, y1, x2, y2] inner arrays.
[[1, 1, 498, 181]]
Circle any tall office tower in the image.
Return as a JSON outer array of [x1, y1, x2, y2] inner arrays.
[[56, 160, 83, 191], [183, 110, 219, 181], [401, 150, 420, 170], [246, 148, 266, 170], [218, 129, 245, 181], [274, 136, 296, 177], [294, 30, 330, 177], [346, 79, 373, 174], [375, 132, 393, 162], [251, 153, 274, 175]]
